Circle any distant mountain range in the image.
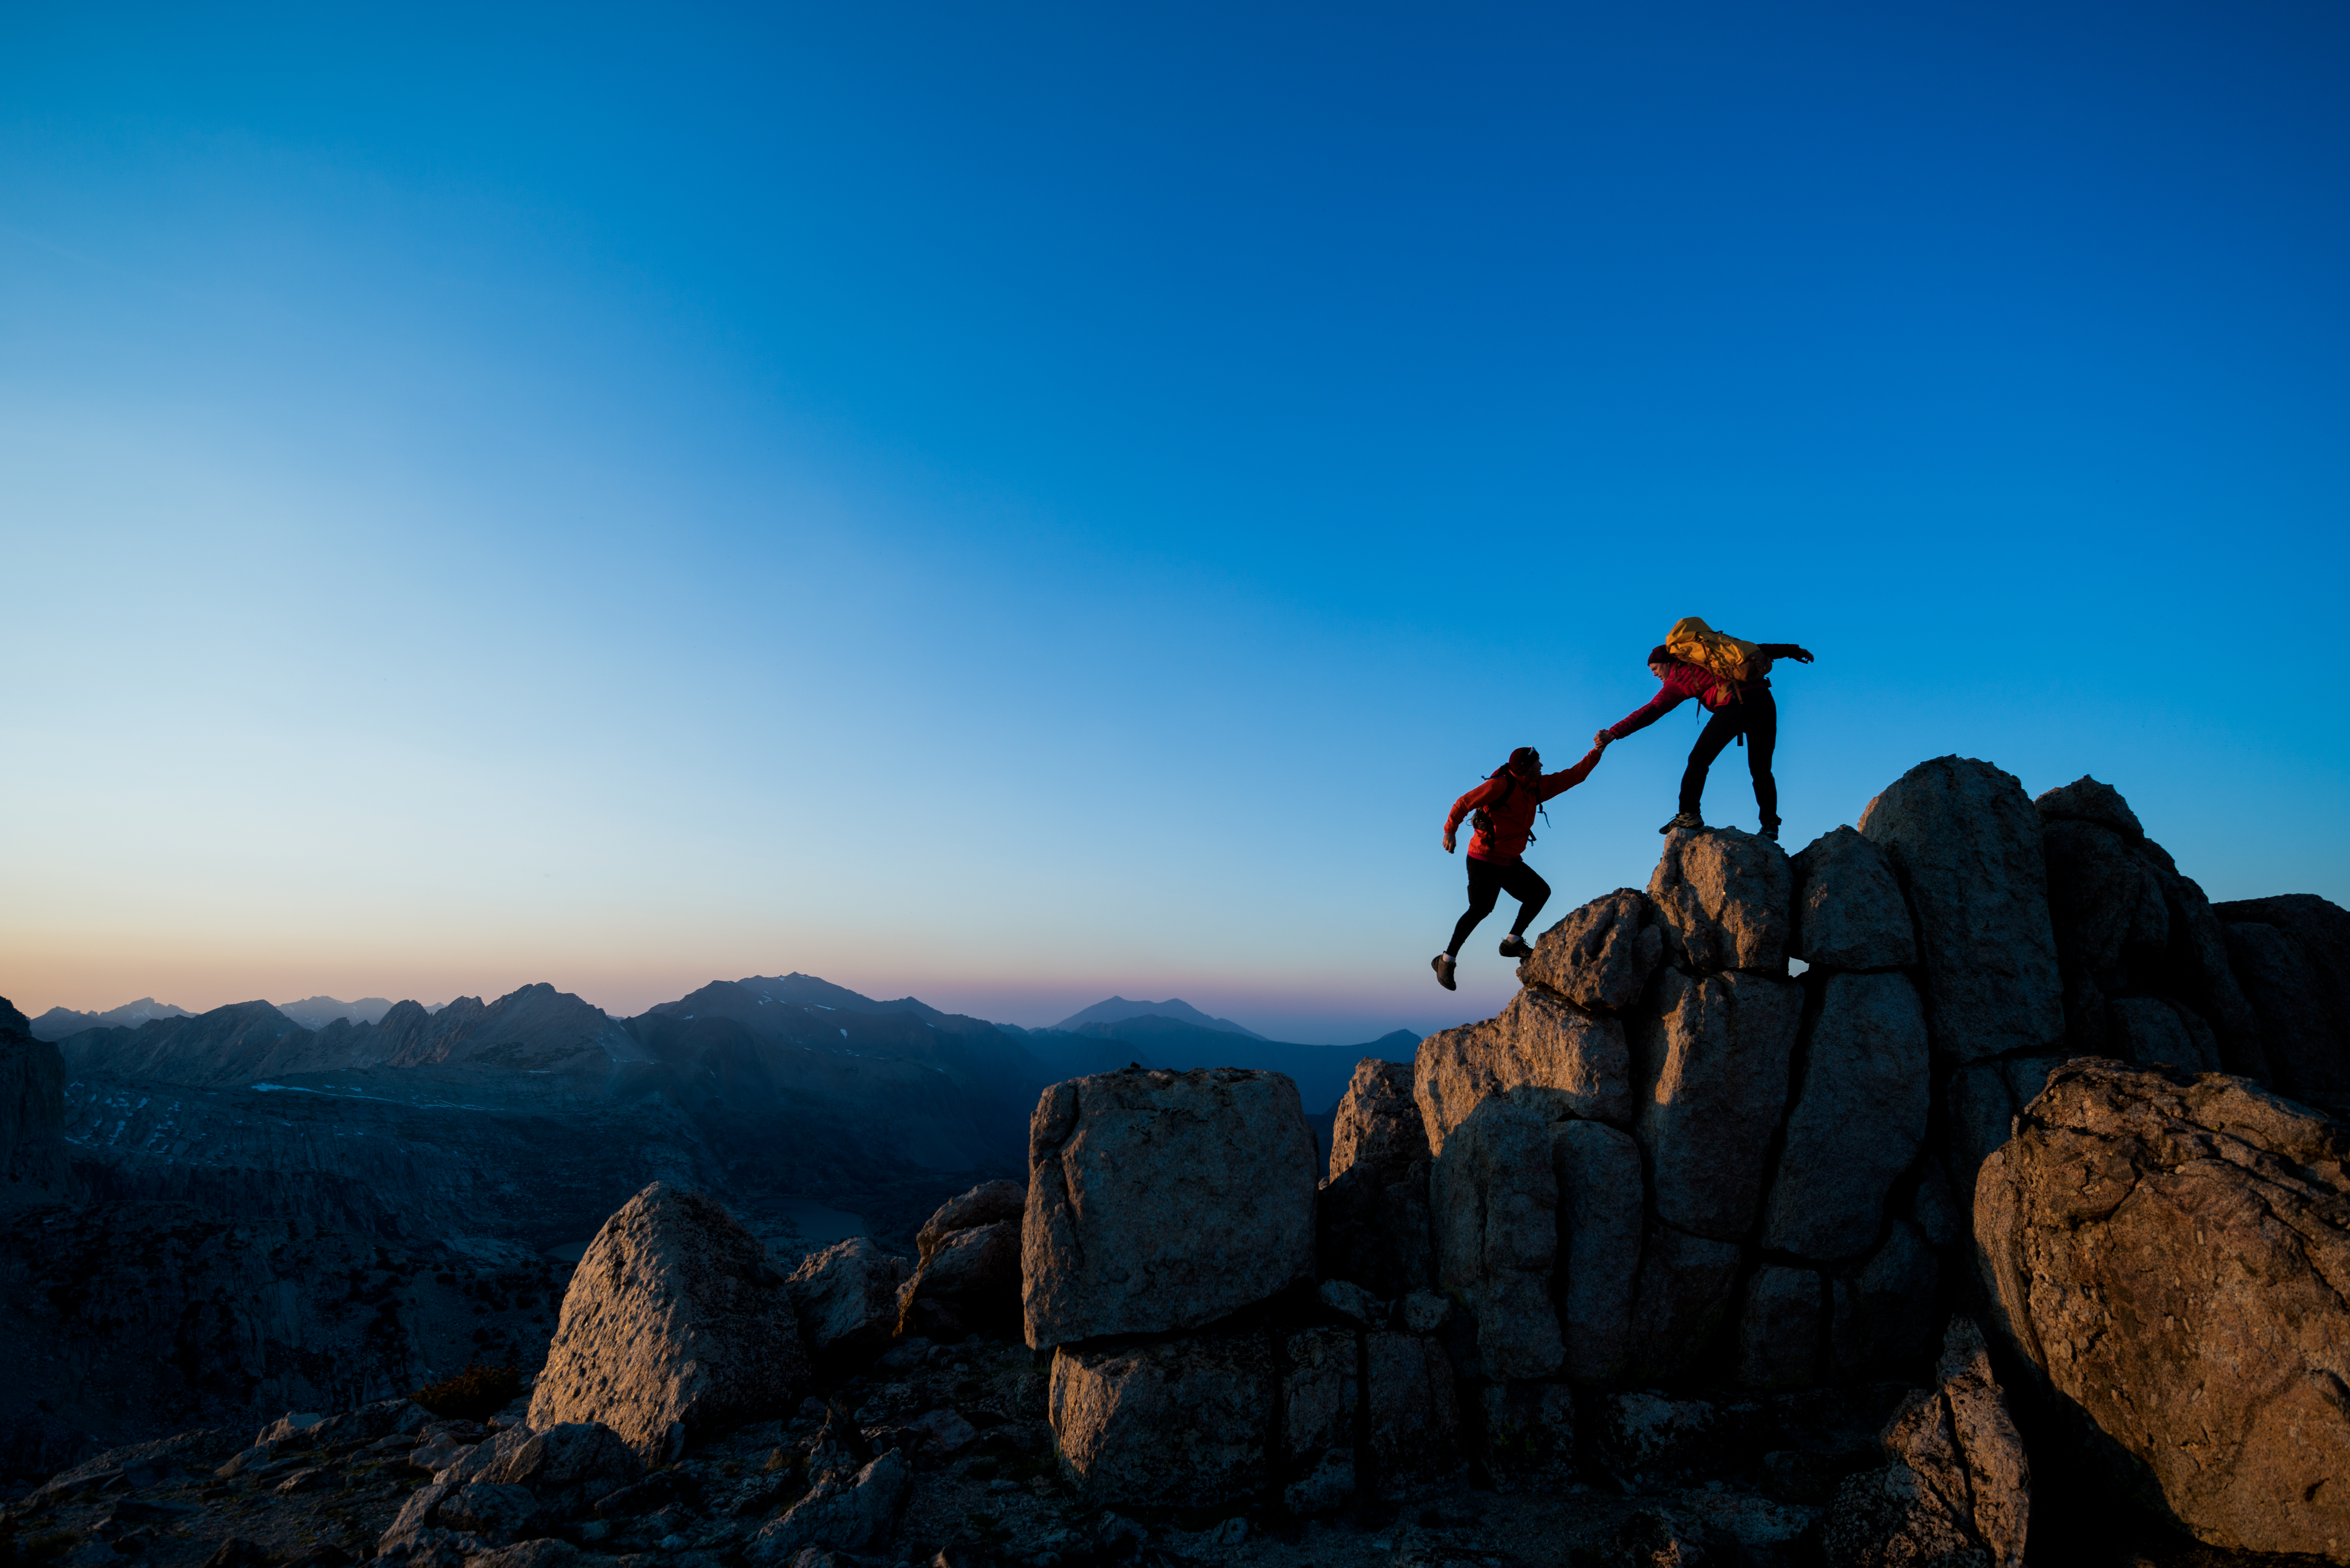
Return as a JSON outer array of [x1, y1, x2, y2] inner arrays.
[[1027, 1012, 1419, 1115], [275, 995, 399, 1030], [5, 974, 1423, 1471], [27, 997, 193, 1041], [1049, 995, 1265, 1038], [31, 995, 419, 1039], [33, 975, 1421, 1116]]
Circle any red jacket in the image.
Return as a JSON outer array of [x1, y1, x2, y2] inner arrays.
[[1445, 748, 1603, 862], [1606, 645, 1803, 739]]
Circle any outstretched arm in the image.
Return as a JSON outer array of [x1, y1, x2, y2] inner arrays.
[[1602, 688, 1684, 743], [1535, 746, 1606, 801]]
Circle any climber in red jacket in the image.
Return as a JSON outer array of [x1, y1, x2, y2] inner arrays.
[[1432, 743, 1605, 991], [1595, 641, 1813, 840]]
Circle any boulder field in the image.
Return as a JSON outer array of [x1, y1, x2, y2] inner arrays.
[[7, 756, 2350, 1567]]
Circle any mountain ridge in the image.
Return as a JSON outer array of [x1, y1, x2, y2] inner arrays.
[[27, 997, 192, 1042], [1051, 994, 1265, 1038], [275, 994, 397, 1030]]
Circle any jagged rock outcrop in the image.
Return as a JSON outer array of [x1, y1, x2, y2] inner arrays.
[[529, 1182, 807, 1462], [1475, 1380, 1576, 1492], [745, 1448, 913, 1563], [1049, 1329, 1271, 1507], [1760, 972, 1929, 1259], [1550, 1119, 1642, 1383], [391, 1422, 645, 1551], [1791, 826, 1916, 972], [1517, 889, 1664, 1012], [1974, 1059, 2350, 1561], [1317, 1162, 1434, 1304], [1414, 986, 1631, 1156], [1631, 969, 1803, 1242], [1860, 757, 2064, 1064], [1022, 1066, 1317, 1349], [1364, 1331, 1464, 1495], [1625, 1225, 1742, 1383], [0, 997, 71, 1200], [787, 1238, 911, 1377], [1829, 1221, 1940, 1379], [1822, 1318, 2028, 1567], [896, 1179, 1024, 1341], [2217, 891, 2350, 1098], [2104, 994, 2221, 1074], [1735, 1266, 1823, 1389], [1939, 1052, 2065, 1210], [1282, 1326, 1359, 1512], [2037, 776, 2267, 1079], [1328, 1058, 1429, 1178], [1648, 829, 1793, 973], [1319, 1060, 1436, 1300], [1430, 1098, 1561, 1379]]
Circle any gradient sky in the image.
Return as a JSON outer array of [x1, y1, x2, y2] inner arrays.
[[4, 2, 2346, 1042]]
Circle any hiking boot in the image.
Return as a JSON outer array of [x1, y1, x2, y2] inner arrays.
[[1432, 953, 1458, 991], [1759, 821, 1781, 843], [1498, 933, 1535, 961], [1658, 811, 1704, 835]]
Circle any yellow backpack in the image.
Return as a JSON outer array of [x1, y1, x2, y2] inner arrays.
[[1665, 616, 1764, 691]]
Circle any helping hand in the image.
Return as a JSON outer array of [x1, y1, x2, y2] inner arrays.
[[1593, 729, 1613, 749], [1790, 647, 1816, 663]]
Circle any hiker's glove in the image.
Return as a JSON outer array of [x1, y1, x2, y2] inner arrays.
[[1594, 729, 1613, 749]]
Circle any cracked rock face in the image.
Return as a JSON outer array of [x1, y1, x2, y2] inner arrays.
[[2034, 777, 2268, 1078], [1648, 829, 1793, 974], [1860, 756, 2064, 1066], [1631, 969, 1802, 1244], [1021, 1066, 1317, 1350], [1551, 1119, 1643, 1384], [786, 1237, 910, 1376], [2217, 892, 2350, 1097], [745, 1448, 912, 1563], [1760, 971, 1930, 1260], [1518, 890, 1665, 1013], [1414, 986, 1632, 1157], [1320, 1061, 1438, 1303], [1048, 1329, 1272, 1508], [1328, 1058, 1430, 1181], [1974, 1060, 2350, 1561], [1430, 1097, 1563, 1380], [529, 1182, 808, 1463], [1626, 1223, 1742, 1384], [1790, 826, 1916, 973], [897, 1180, 1026, 1343], [1821, 1316, 2028, 1568]]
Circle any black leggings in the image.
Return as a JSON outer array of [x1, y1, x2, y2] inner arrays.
[[1681, 686, 1779, 827], [1448, 855, 1551, 956]]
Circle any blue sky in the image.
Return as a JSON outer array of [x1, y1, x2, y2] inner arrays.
[[3, 2, 2345, 1040]]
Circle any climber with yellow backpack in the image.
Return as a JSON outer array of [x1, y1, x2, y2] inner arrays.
[[1594, 617, 1814, 841]]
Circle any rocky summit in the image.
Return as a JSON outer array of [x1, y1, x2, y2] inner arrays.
[[6, 757, 2350, 1568]]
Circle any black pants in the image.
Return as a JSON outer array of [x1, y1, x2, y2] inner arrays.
[[1680, 686, 1779, 826], [1448, 855, 1550, 956]]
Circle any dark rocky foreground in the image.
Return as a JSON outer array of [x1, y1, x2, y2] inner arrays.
[[7, 755, 2350, 1567]]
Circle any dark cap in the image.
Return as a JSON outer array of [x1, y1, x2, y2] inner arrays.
[[1648, 645, 1674, 667]]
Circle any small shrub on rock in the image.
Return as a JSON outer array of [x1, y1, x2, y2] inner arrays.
[[414, 1364, 521, 1422]]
